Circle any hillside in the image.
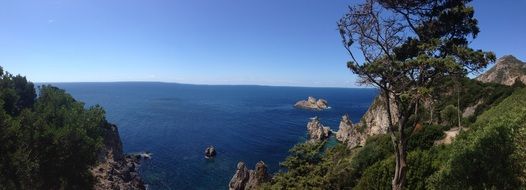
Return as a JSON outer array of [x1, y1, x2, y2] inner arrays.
[[259, 80, 526, 189], [476, 55, 526, 86], [0, 67, 145, 190]]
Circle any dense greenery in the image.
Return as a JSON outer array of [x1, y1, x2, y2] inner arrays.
[[338, 0, 496, 187], [429, 88, 526, 189], [266, 84, 526, 189], [0, 67, 109, 189], [433, 77, 519, 124]]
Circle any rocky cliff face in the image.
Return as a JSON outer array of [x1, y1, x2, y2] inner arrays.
[[306, 116, 331, 141], [91, 123, 146, 190], [229, 161, 271, 190], [294, 96, 329, 110], [97, 124, 124, 162], [334, 94, 399, 148], [476, 55, 526, 86], [359, 95, 398, 136], [335, 115, 364, 149]]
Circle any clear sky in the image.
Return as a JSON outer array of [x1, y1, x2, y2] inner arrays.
[[0, 0, 525, 87]]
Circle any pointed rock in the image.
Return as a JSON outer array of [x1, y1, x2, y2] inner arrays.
[[307, 116, 331, 141], [229, 161, 271, 190]]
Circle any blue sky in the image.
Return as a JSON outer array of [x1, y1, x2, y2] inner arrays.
[[0, 0, 524, 87]]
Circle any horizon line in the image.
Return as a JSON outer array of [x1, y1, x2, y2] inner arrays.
[[34, 80, 376, 89]]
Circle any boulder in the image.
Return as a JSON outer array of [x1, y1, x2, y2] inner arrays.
[[205, 146, 217, 159], [307, 117, 331, 141]]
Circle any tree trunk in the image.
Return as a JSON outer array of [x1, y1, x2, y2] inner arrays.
[[383, 93, 410, 190], [457, 82, 461, 130], [392, 127, 408, 190]]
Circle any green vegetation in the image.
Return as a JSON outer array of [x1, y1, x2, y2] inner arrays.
[[266, 85, 526, 189], [429, 88, 526, 189], [440, 105, 458, 126], [0, 67, 109, 189], [433, 77, 519, 124], [338, 0, 496, 187]]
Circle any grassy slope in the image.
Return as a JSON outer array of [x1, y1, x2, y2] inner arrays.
[[428, 88, 526, 189]]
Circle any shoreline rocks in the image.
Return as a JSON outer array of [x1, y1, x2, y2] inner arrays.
[[294, 96, 329, 110], [91, 124, 146, 190], [307, 116, 331, 142], [229, 161, 271, 190]]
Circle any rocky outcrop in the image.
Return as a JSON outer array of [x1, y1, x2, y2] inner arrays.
[[331, 94, 399, 148], [360, 95, 398, 136], [97, 124, 124, 162], [205, 146, 217, 159], [335, 114, 364, 149], [476, 55, 526, 86], [229, 161, 271, 190], [91, 123, 146, 190], [91, 154, 146, 190], [306, 116, 331, 141], [294, 96, 329, 110], [245, 161, 271, 190]]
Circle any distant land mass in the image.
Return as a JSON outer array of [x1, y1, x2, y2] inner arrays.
[[476, 55, 526, 86]]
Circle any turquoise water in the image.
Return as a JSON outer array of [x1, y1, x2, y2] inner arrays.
[[49, 82, 376, 190]]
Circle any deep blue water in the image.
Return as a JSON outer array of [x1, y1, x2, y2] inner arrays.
[[47, 82, 377, 190]]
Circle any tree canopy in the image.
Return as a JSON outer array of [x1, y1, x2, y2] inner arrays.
[[338, 0, 495, 189], [0, 66, 109, 190]]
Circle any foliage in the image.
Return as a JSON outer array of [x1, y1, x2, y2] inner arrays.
[[264, 142, 327, 189], [427, 88, 526, 189], [407, 125, 445, 150], [355, 156, 394, 190], [0, 66, 108, 189], [268, 87, 526, 189], [338, 0, 496, 187], [355, 149, 440, 190], [440, 105, 458, 126], [433, 77, 519, 124]]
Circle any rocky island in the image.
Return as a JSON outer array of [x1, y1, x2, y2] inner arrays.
[[294, 96, 329, 110], [205, 146, 217, 159]]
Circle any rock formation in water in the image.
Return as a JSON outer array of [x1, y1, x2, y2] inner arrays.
[[91, 124, 146, 190], [307, 116, 331, 141], [335, 114, 364, 149], [205, 146, 217, 158], [294, 96, 329, 110], [476, 55, 526, 86], [229, 161, 271, 190]]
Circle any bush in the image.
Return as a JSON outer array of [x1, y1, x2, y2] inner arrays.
[[440, 105, 458, 126], [407, 125, 445, 150], [0, 67, 107, 190], [427, 88, 526, 189]]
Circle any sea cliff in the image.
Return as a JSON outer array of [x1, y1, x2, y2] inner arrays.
[[91, 124, 146, 190]]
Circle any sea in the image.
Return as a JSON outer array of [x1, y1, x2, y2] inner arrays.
[[47, 82, 377, 190]]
